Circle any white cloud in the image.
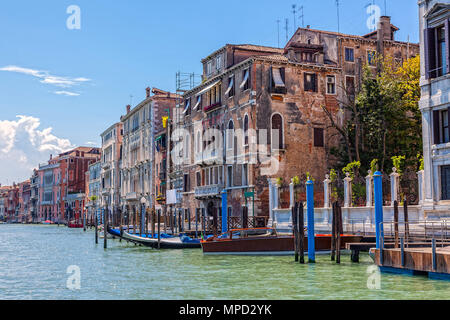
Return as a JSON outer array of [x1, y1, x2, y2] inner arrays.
[[0, 115, 74, 185], [0, 65, 91, 91], [54, 90, 80, 96]]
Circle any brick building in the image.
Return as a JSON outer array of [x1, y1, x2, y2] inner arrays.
[[37, 147, 101, 223], [176, 16, 419, 229], [18, 180, 31, 223]]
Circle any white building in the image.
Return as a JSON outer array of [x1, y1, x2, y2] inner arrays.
[[419, 0, 450, 215], [120, 88, 177, 218], [100, 122, 123, 218]]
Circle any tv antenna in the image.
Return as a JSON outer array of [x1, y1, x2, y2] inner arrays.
[[292, 4, 297, 30], [284, 18, 289, 42], [299, 5, 304, 28], [336, 0, 340, 34], [276, 19, 281, 48]]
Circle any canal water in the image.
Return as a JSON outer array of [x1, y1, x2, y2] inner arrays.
[[1, 224, 450, 300]]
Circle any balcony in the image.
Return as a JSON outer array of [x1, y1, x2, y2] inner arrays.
[[159, 172, 167, 180], [194, 184, 224, 199]]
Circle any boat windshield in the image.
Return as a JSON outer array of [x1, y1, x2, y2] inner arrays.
[[222, 228, 276, 239]]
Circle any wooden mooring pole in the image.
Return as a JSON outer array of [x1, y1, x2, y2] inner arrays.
[[331, 202, 336, 261], [299, 201, 305, 264], [95, 211, 98, 244], [292, 203, 299, 262], [336, 202, 342, 264], [157, 209, 161, 249], [104, 207, 107, 249], [394, 200, 399, 249], [404, 197, 409, 245]]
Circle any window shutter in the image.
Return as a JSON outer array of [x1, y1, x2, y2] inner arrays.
[[424, 28, 437, 79], [433, 110, 440, 145], [314, 128, 324, 147], [313, 74, 318, 92], [446, 19, 450, 75]]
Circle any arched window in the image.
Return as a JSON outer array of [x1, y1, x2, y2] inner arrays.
[[271, 113, 284, 150], [227, 120, 234, 150], [243, 114, 249, 146]]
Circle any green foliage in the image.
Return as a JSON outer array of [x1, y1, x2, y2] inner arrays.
[[370, 159, 378, 174], [327, 55, 422, 175], [292, 176, 300, 186], [342, 161, 361, 179], [329, 169, 337, 183], [90, 195, 98, 202], [417, 153, 424, 171], [392, 155, 406, 175], [306, 172, 315, 182], [276, 177, 283, 187]]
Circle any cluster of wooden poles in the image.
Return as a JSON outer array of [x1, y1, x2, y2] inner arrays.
[[290, 201, 344, 264]]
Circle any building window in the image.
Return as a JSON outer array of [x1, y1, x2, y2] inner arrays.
[[367, 50, 376, 66], [438, 26, 448, 76], [326, 75, 336, 95], [216, 54, 222, 70], [207, 61, 212, 76], [271, 113, 284, 150], [243, 114, 249, 146], [227, 166, 233, 188], [227, 120, 234, 150], [441, 166, 450, 200], [345, 48, 354, 62], [314, 128, 324, 147], [304, 73, 317, 92], [425, 23, 449, 79], [225, 75, 235, 97], [240, 68, 250, 91], [270, 67, 286, 94], [242, 164, 248, 186], [346, 76, 355, 99], [196, 172, 201, 187], [433, 108, 450, 145]]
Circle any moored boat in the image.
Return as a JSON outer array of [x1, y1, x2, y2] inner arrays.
[[68, 221, 83, 228], [201, 228, 363, 255], [121, 230, 201, 249]]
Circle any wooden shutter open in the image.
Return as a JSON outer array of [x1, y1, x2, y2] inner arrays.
[[425, 28, 437, 79], [434, 110, 441, 145]]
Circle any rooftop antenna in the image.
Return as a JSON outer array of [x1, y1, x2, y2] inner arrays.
[[129, 94, 133, 106], [285, 18, 289, 43], [336, 0, 340, 34], [384, 0, 387, 16], [299, 5, 304, 28], [292, 4, 297, 30], [276, 19, 281, 48]]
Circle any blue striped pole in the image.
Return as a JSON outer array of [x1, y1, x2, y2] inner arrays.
[[306, 179, 315, 263], [221, 190, 228, 234], [374, 171, 384, 249]]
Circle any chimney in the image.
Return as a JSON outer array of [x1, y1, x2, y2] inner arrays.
[[126, 105, 131, 114], [377, 16, 393, 41], [306, 25, 310, 29], [50, 154, 52, 160], [146, 87, 151, 98]]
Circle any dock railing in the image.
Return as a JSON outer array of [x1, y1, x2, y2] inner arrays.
[[379, 220, 450, 248]]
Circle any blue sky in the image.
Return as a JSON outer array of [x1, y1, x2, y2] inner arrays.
[[0, 0, 419, 185]]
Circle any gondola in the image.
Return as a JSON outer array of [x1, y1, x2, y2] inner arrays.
[[120, 229, 201, 249]]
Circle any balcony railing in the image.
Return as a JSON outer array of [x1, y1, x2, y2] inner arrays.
[[194, 184, 224, 199]]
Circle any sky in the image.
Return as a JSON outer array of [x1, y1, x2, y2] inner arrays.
[[0, 0, 420, 186]]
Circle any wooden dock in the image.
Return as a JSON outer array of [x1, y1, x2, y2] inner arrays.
[[370, 245, 450, 280]]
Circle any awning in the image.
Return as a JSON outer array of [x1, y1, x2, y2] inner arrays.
[[193, 95, 202, 110], [272, 68, 285, 88], [240, 69, 249, 89], [195, 80, 221, 97], [225, 77, 234, 95], [182, 99, 190, 114]]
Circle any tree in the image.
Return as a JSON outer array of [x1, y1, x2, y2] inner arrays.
[[323, 54, 422, 175]]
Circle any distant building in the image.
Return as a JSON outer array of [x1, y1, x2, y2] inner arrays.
[[419, 0, 450, 215], [37, 147, 101, 223], [18, 180, 31, 223], [100, 122, 123, 221]]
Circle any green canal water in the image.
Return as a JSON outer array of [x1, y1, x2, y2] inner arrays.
[[1, 224, 450, 300]]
